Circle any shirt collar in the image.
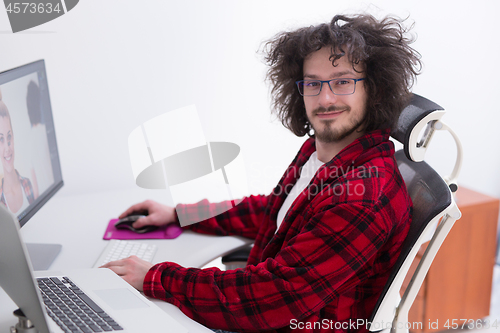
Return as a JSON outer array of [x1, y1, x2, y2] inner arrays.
[[297, 128, 391, 168]]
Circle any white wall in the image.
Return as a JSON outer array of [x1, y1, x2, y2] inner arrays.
[[0, 0, 499, 202]]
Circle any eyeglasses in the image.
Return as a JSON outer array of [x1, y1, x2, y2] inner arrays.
[[296, 78, 366, 96]]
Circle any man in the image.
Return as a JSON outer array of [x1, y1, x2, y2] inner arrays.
[[103, 13, 420, 332]]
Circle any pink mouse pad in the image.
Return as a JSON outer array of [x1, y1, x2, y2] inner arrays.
[[102, 219, 183, 240]]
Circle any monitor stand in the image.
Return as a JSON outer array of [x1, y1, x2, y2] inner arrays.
[[25, 243, 62, 271]]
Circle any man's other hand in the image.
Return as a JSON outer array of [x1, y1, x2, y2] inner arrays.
[[100, 256, 154, 291]]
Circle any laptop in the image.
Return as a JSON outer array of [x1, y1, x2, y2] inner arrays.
[[0, 204, 188, 333]]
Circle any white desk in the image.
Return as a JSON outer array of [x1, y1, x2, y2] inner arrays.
[[0, 188, 252, 332]]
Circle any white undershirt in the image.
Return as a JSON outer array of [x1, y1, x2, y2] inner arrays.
[[276, 151, 325, 232], [5, 186, 30, 214]]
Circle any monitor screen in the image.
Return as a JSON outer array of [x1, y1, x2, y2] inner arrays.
[[0, 60, 63, 227]]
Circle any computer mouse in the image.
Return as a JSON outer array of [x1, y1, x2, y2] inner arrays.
[[114, 215, 159, 234]]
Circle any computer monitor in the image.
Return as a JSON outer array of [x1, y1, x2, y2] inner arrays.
[[0, 60, 64, 269]]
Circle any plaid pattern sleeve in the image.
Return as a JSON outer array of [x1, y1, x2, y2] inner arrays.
[[20, 173, 35, 204], [143, 130, 411, 332], [175, 194, 270, 239]]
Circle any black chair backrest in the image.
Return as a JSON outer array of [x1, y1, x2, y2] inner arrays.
[[369, 150, 452, 324]]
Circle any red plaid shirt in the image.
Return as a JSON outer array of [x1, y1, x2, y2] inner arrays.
[[143, 129, 411, 332]]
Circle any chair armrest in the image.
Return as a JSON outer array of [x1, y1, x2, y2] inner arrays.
[[221, 244, 252, 270]]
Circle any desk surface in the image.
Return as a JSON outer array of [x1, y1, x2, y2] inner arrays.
[[0, 188, 252, 332]]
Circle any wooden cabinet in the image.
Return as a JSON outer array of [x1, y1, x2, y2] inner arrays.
[[405, 187, 499, 332]]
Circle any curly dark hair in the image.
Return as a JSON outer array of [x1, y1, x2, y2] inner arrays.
[[263, 14, 422, 137]]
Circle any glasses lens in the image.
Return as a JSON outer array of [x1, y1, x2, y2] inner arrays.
[[299, 81, 321, 96], [330, 79, 355, 95]]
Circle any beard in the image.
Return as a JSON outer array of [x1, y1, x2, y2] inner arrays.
[[309, 105, 365, 143]]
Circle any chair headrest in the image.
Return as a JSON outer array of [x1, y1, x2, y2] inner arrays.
[[391, 94, 445, 162]]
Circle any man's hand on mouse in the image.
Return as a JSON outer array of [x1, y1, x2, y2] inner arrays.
[[100, 256, 153, 291], [119, 200, 177, 229]]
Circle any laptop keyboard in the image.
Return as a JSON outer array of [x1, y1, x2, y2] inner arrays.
[[93, 240, 157, 268], [37, 277, 123, 332]]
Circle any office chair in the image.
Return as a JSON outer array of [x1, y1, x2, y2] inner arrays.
[[221, 94, 463, 333], [369, 94, 462, 332]]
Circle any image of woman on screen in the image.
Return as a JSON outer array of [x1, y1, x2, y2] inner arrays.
[[0, 89, 35, 214]]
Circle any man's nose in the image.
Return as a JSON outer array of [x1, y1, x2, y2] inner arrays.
[[318, 83, 338, 105]]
